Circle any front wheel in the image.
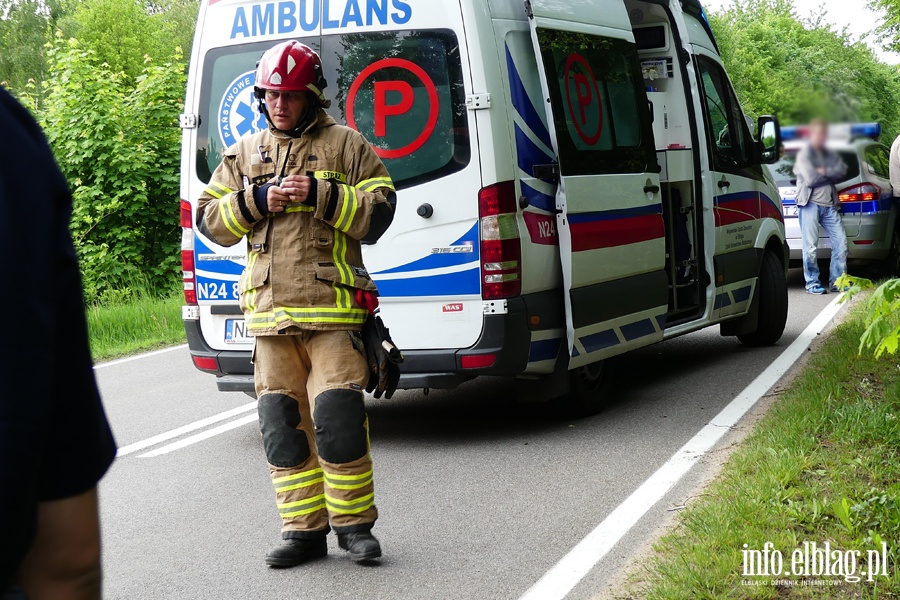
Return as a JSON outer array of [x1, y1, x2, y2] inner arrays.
[[738, 251, 788, 347], [882, 225, 900, 277]]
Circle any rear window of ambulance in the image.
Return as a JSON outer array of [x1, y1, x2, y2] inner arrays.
[[195, 30, 469, 190]]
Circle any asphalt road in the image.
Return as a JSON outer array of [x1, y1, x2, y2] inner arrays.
[[96, 269, 837, 600]]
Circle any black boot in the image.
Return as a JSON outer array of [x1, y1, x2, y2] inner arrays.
[[337, 531, 382, 562], [265, 538, 327, 568]]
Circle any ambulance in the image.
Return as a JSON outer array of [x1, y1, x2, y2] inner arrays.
[[180, 0, 789, 415]]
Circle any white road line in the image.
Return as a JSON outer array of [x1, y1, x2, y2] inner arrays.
[[116, 400, 258, 457], [94, 344, 189, 370], [138, 413, 259, 458], [519, 296, 846, 600]]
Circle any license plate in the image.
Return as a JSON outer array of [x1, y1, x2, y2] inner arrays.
[[225, 319, 252, 344]]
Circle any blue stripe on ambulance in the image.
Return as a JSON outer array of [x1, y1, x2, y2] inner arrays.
[[194, 237, 244, 276], [528, 339, 561, 363], [715, 285, 753, 310], [506, 45, 553, 149], [372, 223, 478, 276], [506, 42, 558, 217], [521, 181, 555, 213], [371, 224, 480, 297]]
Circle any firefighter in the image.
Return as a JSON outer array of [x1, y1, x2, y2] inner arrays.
[[196, 40, 395, 568]]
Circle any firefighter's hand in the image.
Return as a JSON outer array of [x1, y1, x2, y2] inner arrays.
[[266, 176, 311, 212], [280, 175, 312, 204], [266, 183, 291, 213]]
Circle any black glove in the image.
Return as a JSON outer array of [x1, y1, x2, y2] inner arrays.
[[361, 311, 403, 399]]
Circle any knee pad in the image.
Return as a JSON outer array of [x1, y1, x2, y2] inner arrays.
[[313, 389, 368, 464], [258, 393, 311, 468]]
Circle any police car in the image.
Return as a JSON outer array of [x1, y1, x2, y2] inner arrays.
[[767, 123, 900, 274], [180, 0, 789, 415]]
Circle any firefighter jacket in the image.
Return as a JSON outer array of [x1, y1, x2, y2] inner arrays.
[[196, 110, 395, 335]]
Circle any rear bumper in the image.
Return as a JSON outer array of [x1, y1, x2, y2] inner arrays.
[[184, 318, 254, 393], [398, 296, 532, 390], [785, 215, 894, 263], [184, 296, 533, 394]]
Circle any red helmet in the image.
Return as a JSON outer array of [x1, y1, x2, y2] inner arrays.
[[254, 40, 328, 105]]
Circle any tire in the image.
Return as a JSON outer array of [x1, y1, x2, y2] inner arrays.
[[738, 251, 788, 347], [558, 360, 610, 418], [882, 225, 900, 277]]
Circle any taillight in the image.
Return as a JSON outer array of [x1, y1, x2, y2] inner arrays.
[[479, 181, 521, 300], [192, 355, 219, 371], [460, 354, 497, 369], [838, 184, 880, 203], [180, 199, 198, 305]]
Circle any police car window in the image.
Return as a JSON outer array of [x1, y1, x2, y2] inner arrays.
[[697, 57, 750, 170], [195, 39, 318, 184], [768, 150, 860, 187], [865, 145, 890, 179], [536, 29, 655, 176], [321, 29, 469, 190]]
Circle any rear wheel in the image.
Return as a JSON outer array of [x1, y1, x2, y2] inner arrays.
[[882, 225, 900, 277], [558, 360, 610, 418], [738, 251, 788, 347]]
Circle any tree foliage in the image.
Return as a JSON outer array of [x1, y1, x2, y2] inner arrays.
[[709, 0, 900, 141], [836, 275, 900, 358], [869, 0, 900, 54], [26, 35, 186, 298]]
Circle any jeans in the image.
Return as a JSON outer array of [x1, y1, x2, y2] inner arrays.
[[798, 202, 848, 290]]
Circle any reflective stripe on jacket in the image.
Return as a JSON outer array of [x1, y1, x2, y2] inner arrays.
[[196, 110, 395, 335]]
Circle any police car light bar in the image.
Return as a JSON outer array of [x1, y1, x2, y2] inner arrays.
[[780, 123, 881, 142]]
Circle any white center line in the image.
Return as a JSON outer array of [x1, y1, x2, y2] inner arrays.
[[138, 413, 259, 458], [116, 400, 258, 457], [518, 296, 846, 600]]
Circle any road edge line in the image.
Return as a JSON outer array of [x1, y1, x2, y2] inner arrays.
[[116, 400, 258, 457], [94, 344, 189, 370], [518, 296, 846, 600]]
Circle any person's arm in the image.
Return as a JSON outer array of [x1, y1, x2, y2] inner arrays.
[[15, 490, 101, 600], [308, 130, 395, 242], [196, 153, 266, 247], [793, 147, 830, 187], [824, 151, 848, 182], [0, 88, 116, 597]]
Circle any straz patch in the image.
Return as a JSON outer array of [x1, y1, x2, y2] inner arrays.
[[218, 70, 267, 149], [252, 173, 275, 186]]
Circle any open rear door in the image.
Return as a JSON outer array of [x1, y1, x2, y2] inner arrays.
[[526, 0, 669, 369]]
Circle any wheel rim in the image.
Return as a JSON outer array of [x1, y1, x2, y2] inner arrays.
[[576, 361, 606, 392]]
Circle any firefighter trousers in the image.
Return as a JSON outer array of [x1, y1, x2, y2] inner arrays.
[[254, 331, 377, 539]]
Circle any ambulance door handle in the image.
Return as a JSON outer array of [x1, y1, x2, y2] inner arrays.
[[644, 184, 660, 195], [718, 179, 731, 190]]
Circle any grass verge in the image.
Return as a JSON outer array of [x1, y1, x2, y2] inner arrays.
[[625, 304, 900, 599], [87, 290, 185, 362]]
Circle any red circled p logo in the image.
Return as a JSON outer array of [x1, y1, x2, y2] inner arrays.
[[346, 58, 440, 160]]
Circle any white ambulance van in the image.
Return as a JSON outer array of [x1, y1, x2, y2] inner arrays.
[[180, 0, 789, 415]]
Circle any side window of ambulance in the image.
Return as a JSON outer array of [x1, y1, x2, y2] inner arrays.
[[697, 57, 750, 171], [320, 29, 470, 190], [536, 29, 655, 176]]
